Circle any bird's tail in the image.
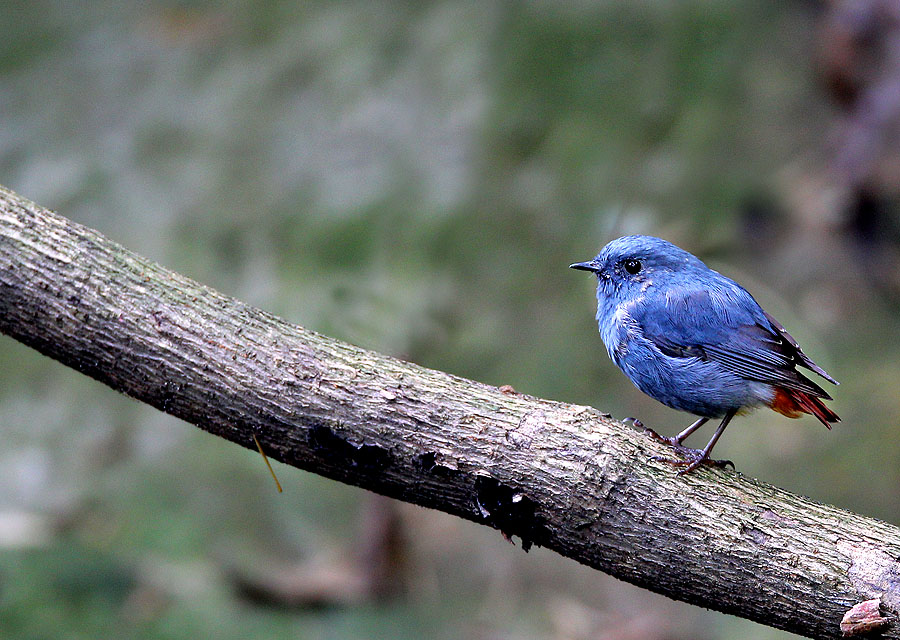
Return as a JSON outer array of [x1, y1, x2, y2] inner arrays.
[[770, 387, 840, 429]]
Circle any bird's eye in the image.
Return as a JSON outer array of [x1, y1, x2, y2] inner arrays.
[[623, 259, 642, 275]]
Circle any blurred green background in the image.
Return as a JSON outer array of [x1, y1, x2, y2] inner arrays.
[[1, 1, 898, 638]]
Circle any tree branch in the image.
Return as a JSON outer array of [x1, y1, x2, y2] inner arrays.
[[0, 185, 897, 639]]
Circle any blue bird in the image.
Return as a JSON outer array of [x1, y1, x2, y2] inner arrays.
[[570, 235, 839, 474]]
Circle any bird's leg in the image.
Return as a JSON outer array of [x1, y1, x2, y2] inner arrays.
[[650, 410, 737, 474], [641, 416, 706, 446], [663, 417, 708, 446]]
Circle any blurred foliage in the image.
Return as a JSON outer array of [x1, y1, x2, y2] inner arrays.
[[0, 1, 896, 639]]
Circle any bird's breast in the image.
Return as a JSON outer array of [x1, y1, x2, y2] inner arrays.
[[597, 298, 642, 363]]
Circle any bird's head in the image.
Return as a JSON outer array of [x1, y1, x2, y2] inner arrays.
[[570, 235, 705, 296]]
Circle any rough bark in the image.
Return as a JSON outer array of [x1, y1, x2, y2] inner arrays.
[[0, 185, 897, 639]]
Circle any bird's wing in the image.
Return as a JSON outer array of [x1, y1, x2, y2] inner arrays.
[[760, 309, 838, 385], [634, 285, 835, 399]]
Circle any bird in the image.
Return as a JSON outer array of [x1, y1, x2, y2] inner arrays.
[[570, 235, 839, 474]]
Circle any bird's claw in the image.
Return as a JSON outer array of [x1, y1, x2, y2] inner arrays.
[[649, 446, 734, 474], [642, 430, 680, 447], [636, 423, 678, 447]]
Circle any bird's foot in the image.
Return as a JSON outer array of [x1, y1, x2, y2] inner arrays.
[[624, 417, 679, 445], [640, 424, 673, 444], [635, 419, 735, 474], [649, 445, 734, 475]]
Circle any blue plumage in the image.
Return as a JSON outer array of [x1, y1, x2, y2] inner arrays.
[[571, 235, 838, 473]]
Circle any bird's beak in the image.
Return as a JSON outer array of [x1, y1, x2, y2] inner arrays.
[[569, 260, 600, 273]]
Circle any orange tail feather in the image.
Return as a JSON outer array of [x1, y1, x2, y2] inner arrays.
[[770, 387, 840, 429]]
